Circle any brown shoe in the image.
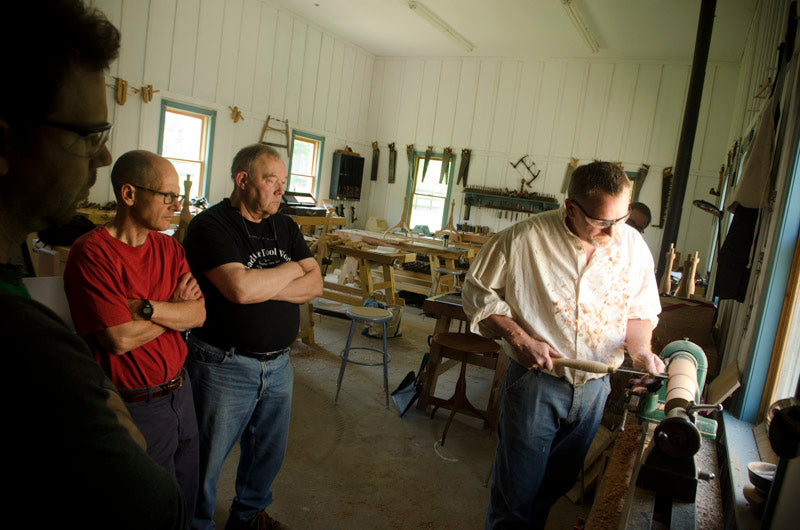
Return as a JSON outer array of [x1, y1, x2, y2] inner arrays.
[[225, 510, 284, 530]]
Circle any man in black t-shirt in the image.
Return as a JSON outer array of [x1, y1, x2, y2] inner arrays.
[[183, 144, 322, 530]]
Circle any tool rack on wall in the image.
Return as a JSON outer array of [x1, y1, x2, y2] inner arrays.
[[463, 186, 559, 220]]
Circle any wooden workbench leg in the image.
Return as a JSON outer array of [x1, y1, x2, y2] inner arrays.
[[427, 254, 438, 295], [417, 315, 452, 410], [444, 257, 456, 292], [359, 257, 375, 301], [382, 264, 398, 305]]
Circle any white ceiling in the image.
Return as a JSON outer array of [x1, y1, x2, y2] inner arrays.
[[272, 0, 756, 62]]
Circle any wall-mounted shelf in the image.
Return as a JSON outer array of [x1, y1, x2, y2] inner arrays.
[[463, 187, 559, 220]]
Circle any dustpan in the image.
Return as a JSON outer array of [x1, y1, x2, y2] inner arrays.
[[391, 353, 428, 416]]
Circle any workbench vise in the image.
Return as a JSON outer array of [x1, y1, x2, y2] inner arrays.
[[634, 340, 722, 503]]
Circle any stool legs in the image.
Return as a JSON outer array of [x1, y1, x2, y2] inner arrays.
[[334, 317, 391, 409], [334, 318, 358, 405], [432, 360, 491, 446]]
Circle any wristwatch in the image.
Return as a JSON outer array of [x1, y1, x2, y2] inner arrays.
[[141, 299, 154, 321]]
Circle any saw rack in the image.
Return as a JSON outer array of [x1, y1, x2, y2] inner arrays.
[[463, 186, 559, 220], [260, 115, 291, 157]]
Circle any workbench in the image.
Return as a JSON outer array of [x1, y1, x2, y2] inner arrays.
[[335, 229, 474, 295], [323, 243, 416, 306], [416, 293, 509, 429], [289, 213, 346, 233], [77, 206, 200, 225]]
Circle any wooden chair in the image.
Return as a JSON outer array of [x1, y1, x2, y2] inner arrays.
[[430, 332, 501, 445]]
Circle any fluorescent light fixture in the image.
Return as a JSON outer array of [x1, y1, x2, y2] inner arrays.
[[408, 1, 474, 53], [562, 0, 600, 54]]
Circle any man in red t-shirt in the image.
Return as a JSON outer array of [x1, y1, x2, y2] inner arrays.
[[65, 150, 206, 523]]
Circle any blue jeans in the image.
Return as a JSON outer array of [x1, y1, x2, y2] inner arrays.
[[125, 373, 199, 529], [486, 360, 610, 529], [186, 335, 293, 530]]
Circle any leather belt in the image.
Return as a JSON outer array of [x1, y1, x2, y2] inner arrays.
[[119, 369, 184, 403], [233, 346, 286, 362]]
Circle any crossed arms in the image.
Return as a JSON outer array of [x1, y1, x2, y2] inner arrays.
[[205, 256, 323, 305], [97, 272, 206, 356]]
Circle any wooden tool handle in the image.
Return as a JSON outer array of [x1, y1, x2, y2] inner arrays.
[[553, 358, 613, 374]]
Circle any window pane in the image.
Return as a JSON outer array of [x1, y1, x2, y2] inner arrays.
[[289, 175, 313, 194], [162, 111, 203, 160], [415, 159, 446, 197], [291, 139, 315, 176], [409, 195, 445, 233], [168, 159, 202, 200]]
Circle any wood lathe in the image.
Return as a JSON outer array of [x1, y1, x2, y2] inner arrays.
[[583, 340, 723, 529]]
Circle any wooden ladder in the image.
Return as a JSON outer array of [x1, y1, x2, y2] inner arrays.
[[260, 114, 291, 157]]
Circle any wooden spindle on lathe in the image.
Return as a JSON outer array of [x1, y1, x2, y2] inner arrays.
[[659, 243, 676, 294], [664, 355, 699, 413], [675, 251, 700, 298]]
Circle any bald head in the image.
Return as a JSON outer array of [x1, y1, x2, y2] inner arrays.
[[110, 150, 164, 200]]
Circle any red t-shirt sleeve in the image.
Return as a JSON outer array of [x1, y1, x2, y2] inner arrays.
[[64, 235, 132, 337]]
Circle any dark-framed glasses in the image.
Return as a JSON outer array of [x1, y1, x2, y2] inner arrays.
[[570, 199, 630, 229], [39, 120, 113, 158], [132, 184, 185, 205]]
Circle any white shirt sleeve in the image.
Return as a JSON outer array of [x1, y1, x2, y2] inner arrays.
[[461, 229, 515, 338]]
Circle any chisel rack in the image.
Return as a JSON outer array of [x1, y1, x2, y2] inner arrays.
[[463, 186, 559, 220]]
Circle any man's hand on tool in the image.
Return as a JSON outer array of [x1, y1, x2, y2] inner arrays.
[[482, 314, 561, 371], [501, 326, 561, 371], [629, 350, 666, 375]]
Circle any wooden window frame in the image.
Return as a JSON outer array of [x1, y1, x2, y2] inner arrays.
[[405, 152, 454, 231], [288, 131, 324, 197], [157, 100, 216, 199]]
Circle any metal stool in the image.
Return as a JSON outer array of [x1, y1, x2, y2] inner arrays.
[[431, 267, 465, 295], [430, 332, 500, 445], [334, 306, 393, 409]]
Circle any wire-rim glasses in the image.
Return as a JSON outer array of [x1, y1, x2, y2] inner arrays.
[[132, 184, 185, 205], [39, 120, 112, 158], [570, 198, 631, 229]]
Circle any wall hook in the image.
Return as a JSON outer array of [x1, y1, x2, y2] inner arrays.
[[229, 106, 244, 123]]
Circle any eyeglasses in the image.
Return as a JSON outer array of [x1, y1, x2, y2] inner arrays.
[[39, 120, 113, 158], [570, 199, 630, 229], [132, 185, 185, 205]]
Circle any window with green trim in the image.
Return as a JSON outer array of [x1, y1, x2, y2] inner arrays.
[[407, 154, 451, 233], [158, 101, 215, 200], [288, 132, 323, 196]]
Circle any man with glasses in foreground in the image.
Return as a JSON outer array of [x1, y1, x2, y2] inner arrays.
[[64, 150, 206, 521], [1, 2, 188, 527], [462, 161, 664, 528]]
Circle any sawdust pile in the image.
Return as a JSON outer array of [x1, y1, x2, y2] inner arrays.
[[586, 421, 643, 529]]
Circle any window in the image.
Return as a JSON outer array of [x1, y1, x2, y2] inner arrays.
[[407, 153, 452, 233], [158, 100, 215, 200], [288, 132, 324, 196]]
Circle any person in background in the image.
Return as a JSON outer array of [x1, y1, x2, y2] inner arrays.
[[462, 162, 664, 529], [0, 1, 188, 528], [627, 201, 652, 233], [64, 150, 206, 523], [183, 144, 322, 530]]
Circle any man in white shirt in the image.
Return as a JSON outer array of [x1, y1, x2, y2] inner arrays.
[[462, 161, 664, 529]]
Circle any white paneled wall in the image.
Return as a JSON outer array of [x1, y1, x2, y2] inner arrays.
[[91, 0, 375, 222], [366, 56, 739, 270], [91, 0, 741, 270]]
